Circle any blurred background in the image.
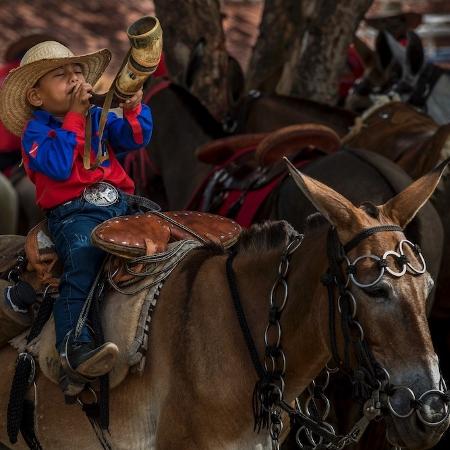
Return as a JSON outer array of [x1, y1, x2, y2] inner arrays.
[[0, 0, 449, 87]]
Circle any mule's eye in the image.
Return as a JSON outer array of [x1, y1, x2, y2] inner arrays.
[[364, 281, 391, 299]]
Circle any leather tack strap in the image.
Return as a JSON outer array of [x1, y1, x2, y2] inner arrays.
[[83, 49, 131, 170]]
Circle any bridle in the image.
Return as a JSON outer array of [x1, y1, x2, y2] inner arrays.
[[226, 224, 450, 450]]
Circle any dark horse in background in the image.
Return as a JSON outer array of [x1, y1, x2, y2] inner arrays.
[[138, 79, 356, 211]]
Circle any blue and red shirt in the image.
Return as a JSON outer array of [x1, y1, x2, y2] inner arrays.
[[21, 104, 152, 210]]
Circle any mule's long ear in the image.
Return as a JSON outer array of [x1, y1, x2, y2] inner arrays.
[[284, 158, 354, 227], [381, 158, 449, 228], [377, 30, 405, 70], [405, 31, 425, 76]]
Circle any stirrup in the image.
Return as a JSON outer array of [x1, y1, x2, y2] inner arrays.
[[60, 331, 119, 379]]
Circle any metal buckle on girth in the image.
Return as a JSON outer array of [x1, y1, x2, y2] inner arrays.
[[83, 182, 119, 206]]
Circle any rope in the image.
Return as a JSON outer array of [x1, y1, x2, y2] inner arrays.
[[225, 250, 265, 380], [7, 290, 54, 447]]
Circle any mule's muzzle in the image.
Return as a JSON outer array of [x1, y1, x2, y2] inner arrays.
[[386, 385, 450, 427], [385, 387, 450, 449]]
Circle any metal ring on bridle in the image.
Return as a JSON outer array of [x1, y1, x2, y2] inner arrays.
[[383, 250, 407, 277], [270, 278, 288, 311], [286, 234, 304, 255], [387, 385, 416, 418], [264, 321, 282, 348], [416, 389, 450, 427], [350, 320, 365, 342], [305, 393, 331, 421], [348, 255, 384, 288], [338, 292, 357, 319], [399, 239, 427, 274]]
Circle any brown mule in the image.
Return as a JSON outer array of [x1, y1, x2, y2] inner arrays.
[[0, 161, 448, 449]]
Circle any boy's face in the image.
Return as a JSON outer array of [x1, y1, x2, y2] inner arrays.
[[27, 63, 87, 116]]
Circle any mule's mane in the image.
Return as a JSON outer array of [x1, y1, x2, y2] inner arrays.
[[236, 220, 298, 255]]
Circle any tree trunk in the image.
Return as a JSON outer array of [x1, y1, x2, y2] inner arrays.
[[154, 0, 230, 121], [246, 0, 304, 93], [287, 0, 374, 104]]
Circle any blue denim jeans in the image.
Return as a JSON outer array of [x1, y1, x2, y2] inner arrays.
[[47, 193, 129, 349]]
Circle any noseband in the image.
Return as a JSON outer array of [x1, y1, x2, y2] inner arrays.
[[226, 224, 449, 450]]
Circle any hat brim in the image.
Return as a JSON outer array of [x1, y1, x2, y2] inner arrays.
[[0, 48, 111, 136], [365, 12, 422, 29]]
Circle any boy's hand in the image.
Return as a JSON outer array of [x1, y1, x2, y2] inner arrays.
[[120, 89, 143, 111], [69, 82, 93, 115]]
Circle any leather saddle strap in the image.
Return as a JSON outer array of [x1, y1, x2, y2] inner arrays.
[[124, 193, 161, 213], [83, 49, 131, 170]]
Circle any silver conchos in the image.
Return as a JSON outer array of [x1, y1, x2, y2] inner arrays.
[[83, 182, 119, 206]]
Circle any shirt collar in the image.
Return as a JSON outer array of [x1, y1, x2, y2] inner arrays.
[[32, 109, 62, 126]]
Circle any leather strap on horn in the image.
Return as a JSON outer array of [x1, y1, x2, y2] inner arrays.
[[195, 133, 268, 165], [255, 124, 341, 167], [84, 50, 131, 170]]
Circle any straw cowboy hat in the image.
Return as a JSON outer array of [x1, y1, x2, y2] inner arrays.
[[0, 41, 111, 136], [365, 1, 422, 31]]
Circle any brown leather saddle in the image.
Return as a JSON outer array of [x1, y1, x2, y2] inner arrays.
[[196, 123, 341, 166], [191, 124, 341, 214], [24, 211, 241, 289]]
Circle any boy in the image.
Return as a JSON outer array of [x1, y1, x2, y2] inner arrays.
[[0, 41, 153, 380]]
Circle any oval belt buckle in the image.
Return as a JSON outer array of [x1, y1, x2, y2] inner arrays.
[[83, 182, 119, 206]]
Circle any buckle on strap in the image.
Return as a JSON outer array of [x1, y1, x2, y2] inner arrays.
[[83, 182, 119, 206]]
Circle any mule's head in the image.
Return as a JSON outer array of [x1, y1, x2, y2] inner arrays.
[[287, 158, 450, 449], [346, 31, 404, 113]]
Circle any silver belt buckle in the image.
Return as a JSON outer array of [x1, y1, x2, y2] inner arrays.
[[83, 182, 119, 206]]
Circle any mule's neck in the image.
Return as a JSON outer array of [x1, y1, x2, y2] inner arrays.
[[232, 224, 331, 401], [282, 226, 332, 400]]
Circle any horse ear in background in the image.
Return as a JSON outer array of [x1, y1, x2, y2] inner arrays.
[[404, 30, 425, 79], [376, 29, 406, 72]]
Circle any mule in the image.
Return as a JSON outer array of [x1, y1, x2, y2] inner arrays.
[[346, 30, 450, 125], [343, 102, 450, 450], [0, 160, 449, 450]]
